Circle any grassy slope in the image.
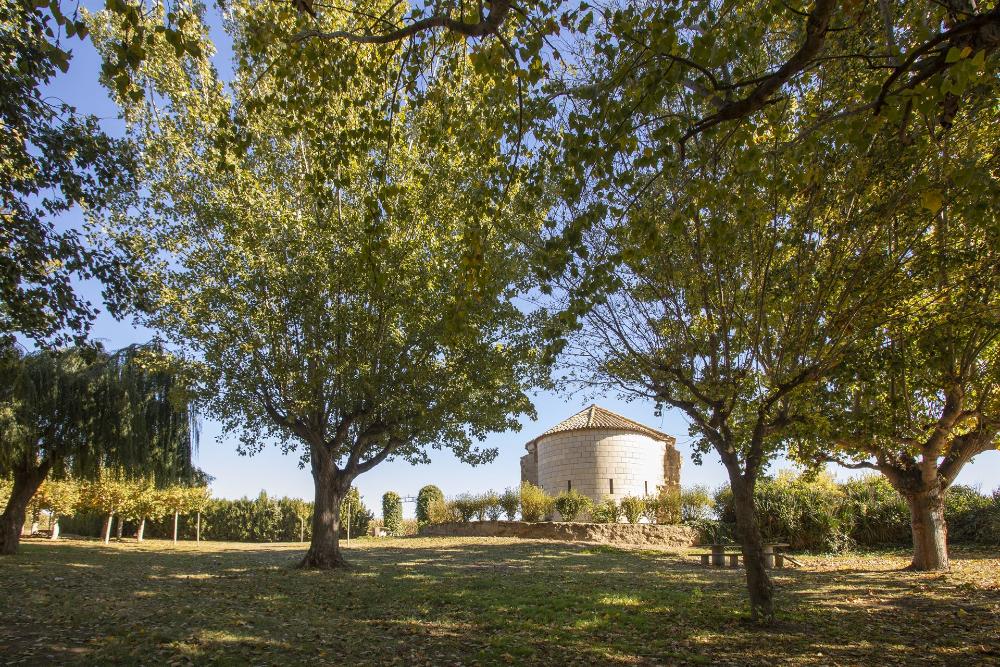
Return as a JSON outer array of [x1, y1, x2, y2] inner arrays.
[[0, 537, 997, 665]]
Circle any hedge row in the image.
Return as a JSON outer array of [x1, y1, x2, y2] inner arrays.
[[60, 489, 374, 542], [705, 474, 1000, 552]]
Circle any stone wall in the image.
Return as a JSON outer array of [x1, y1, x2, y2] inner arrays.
[[534, 429, 668, 505], [663, 446, 682, 495], [520, 442, 538, 486], [419, 520, 699, 548]]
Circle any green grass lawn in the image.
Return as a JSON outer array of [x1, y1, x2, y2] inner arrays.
[[0, 537, 997, 665]]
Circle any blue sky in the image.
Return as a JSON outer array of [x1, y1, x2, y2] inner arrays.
[[35, 4, 998, 516]]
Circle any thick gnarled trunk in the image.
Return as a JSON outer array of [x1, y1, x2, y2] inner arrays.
[[300, 452, 350, 569], [730, 476, 775, 624], [0, 463, 50, 555], [906, 489, 949, 570]]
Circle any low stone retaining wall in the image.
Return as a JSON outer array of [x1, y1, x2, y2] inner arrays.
[[418, 520, 699, 548]]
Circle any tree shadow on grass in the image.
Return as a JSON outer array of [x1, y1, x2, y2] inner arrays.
[[1, 539, 997, 665]]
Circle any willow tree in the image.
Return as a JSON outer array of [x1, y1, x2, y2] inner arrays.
[[91, 0, 543, 568], [0, 344, 198, 554]]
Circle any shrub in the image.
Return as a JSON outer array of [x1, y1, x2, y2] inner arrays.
[[499, 487, 520, 521], [620, 496, 645, 524], [472, 493, 491, 521], [340, 487, 373, 538], [519, 482, 554, 522], [399, 518, 419, 536], [553, 490, 592, 521], [483, 490, 503, 521], [382, 491, 403, 536], [655, 487, 682, 524], [427, 497, 460, 524], [840, 475, 909, 547], [590, 497, 622, 523], [680, 485, 715, 522], [451, 493, 478, 522], [416, 485, 444, 526]]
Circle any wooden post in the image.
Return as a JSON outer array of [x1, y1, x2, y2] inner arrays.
[[196, 511, 201, 543], [173, 511, 179, 543]]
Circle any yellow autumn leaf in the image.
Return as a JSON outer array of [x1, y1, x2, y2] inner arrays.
[[921, 190, 943, 214]]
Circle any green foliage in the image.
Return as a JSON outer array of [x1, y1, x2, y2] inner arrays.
[[382, 492, 403, 536], [415, 485, 444, 526], [426, 497, 460, 524], [88, 0, 544, 507], [79, 471, 135, 518], [483, 491, 503, 522], [518, 482, 554, 523], [553, 489, 592, 522], [680, 486, 715, 523], [0, 0, 133, 345], [0, 344, 198, 486], [498, 487, 520, 521], [450, 493, 478, 523], [839, 476, 910, 547], [589, 497, 621, 524], [31, 478, 80, 518], [340, 487, 372, 538], [711, 473, 1000, 552], [646, 487, 681, 525], [619, 496, 644, 524]]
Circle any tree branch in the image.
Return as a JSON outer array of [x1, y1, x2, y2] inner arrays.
[[292, 0, 513, 45]]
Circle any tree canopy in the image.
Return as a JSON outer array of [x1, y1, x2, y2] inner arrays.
[[0, 343, 199, 553], [0, 0, 135, 346], [90, 0, 546, 567]]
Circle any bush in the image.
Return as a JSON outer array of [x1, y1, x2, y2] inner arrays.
[[590, 497, 622, 524], [483, 490, 503, 521], [382, 491, 403, 536], [427, 497, 460, 524], [416, 485, 444, 526], [840, 475, 910, 547], [340, 487, 373, 538], [472, 493, 492, 521], [499, 487, 520, 521], [399, 518, 419, 536], [653, 487, 681, 524], [451, 493, 478, 522], [553, 490, 592, 521], [620, 496, 645, 524], [680, 485, 714, 522], [519, 482, 554, 522]]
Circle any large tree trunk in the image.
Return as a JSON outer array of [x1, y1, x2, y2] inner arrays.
[[137, 517, 146, 542], [103, 514, 114, 543], [0, 463, 49, 555], [172, 511, 179, 543], [730, 475, 775, 624], [906, 488, 949, 570], [50, 515, 60, 540], [300, 456, 350, 569], [196, 511, 201, 543], [116, 516, 125, 539]]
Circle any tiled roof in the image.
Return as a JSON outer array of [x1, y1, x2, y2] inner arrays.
[[527, 405, 675, 446]]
